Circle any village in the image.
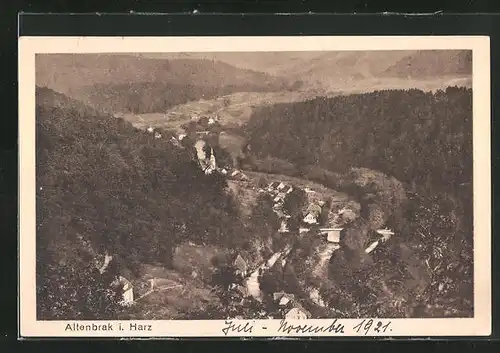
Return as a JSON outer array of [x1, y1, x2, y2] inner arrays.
[[219, 179, 396, 319], [97, 113, 396, 320]]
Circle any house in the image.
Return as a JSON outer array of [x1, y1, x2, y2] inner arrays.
[[273, 195, 282, 203], [277, 182, 286, 191], [283, 185, 294, 194], [113, 276, 134, 305], [278, 220, 289, 233], [267, 182, 281, 192], [285, 307, 310, 320], [233, 254, 248, 277], [376, 228, 395, 242], [273, 292, 295, 306], [154, 132, 162, 139], [277, 192, 287, 200], [308, 287, 326, 307], [365, 240, 380, 254], [209, 148, 217, 170], [306, 203, 322, 215], [319, 228, 345, 243], [279, 296, 292, 306], [208, 118, 215, 125], [147, 126, 154, 133], [363, 229, 393, 254], [178, 134, 186, 141], [303, 212, 318, 225], [229, 170, 248, 180], [304, 187, 315, 194], [299, 227, 310, 234], [274, 208, 290, 220], [195, 139, 207, 161]]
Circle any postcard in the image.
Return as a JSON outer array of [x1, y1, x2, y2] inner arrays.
[[18, 35, 491, 337]]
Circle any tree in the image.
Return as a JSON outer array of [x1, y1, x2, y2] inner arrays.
[[37, 257, 122, 320], [36, 87, 247, 319], [248, 194, 280, 238], [283, 187, 307, 231]]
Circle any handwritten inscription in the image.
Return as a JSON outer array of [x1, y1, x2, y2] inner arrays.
[[353, 319, 392, 335], [278, 319, 345, 334], [219, 318, 392, 336], [221, 320, 254, 336]]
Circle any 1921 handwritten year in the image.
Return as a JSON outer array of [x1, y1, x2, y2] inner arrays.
[[352, 319, 392, 335]]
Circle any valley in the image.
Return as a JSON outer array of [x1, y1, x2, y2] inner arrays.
[[35, 49, 474, 321]]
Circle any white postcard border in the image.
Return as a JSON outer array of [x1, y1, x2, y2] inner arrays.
[[18, 35, 491, 338]]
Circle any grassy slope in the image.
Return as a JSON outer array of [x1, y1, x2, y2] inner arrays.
[[123, 244, 224, 320]]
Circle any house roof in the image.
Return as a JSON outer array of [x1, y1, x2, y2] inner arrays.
[[273, 292, 295, 302], [234, 254, 248, 272], [326, 230, 343, 243], [304, 213, 318, 223], [115, 276, 133, 291], [285, 306, 311, 319], [365, 240, 380, 254], [376, 228, 394, 235], [279, 296, 292, 306], [306, 203, 323, 215]]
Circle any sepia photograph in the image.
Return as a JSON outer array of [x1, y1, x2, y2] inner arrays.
[[19, 36, 491, 337]]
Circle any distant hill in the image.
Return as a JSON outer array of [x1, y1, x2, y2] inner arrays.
[[281, 51, 415, 83], [36, 54, 291, 114], [135, 52, 327, 76], [136, 51, 413, 81], [162, 50, 471, 93], [383, 50, 472, 78], [36, 54, 289, 95]]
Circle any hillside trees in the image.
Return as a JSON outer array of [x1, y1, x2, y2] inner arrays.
[[283, 187, 307, 231], [246, 87, 472, 198], [244, 86, 474, 317], [78, 81, 287, 115], [247, 193, 280, 239], [35, 88, 244, 319]]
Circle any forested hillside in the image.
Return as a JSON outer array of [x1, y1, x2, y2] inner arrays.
[[244, 86, 474, 317], [75, 81, 287, 115], [246, 87, 472, 195], [35, 87, 244, 319]]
